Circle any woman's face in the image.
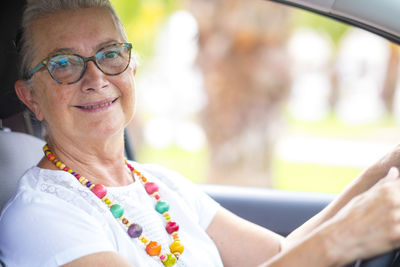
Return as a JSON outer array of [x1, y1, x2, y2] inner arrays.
[[24, 7, 136, 142]]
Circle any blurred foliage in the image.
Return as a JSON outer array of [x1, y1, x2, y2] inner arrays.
[[110, 0, 182, 61], [136, 144, 209, 183], [292, 9, 349, 46], [272, 158, 363, 193]]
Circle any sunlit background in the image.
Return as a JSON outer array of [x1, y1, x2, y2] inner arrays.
[[111, 0, 400, 193]]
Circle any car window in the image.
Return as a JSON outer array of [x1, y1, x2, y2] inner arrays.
[[118, 1, 400, 194]]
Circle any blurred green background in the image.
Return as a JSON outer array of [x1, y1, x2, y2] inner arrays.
[[111, 0, 400, 194]]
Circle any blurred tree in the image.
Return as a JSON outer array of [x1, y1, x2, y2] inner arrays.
[[381, 43, 400, 114], [293, 11, 349, 113], [188, 0, 292, 186], [111, 0, 181, 60], [110, 0, 182, 156]]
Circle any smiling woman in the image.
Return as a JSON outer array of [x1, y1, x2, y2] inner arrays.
[[3, 1, 400, 267]]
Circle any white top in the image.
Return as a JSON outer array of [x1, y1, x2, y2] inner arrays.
[[0, 162, 223, 267]]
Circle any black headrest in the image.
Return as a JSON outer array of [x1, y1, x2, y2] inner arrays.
[[0, 1, 26, 119]]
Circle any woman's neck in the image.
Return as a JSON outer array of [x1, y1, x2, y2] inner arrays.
[[38, 133, 134, 187]]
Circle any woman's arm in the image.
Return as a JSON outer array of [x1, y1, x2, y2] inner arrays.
[[206, 207, 285, 267], [207, 164, 400, 266], [286, 145, 400, 246]]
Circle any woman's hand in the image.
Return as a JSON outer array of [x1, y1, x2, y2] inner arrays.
[[321, 167, 400, 265]]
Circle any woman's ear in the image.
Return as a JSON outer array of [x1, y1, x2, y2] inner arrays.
[[14, 80, 44, 121]]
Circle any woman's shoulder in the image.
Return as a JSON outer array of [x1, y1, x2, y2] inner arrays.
[[1, 166, 101, 222]]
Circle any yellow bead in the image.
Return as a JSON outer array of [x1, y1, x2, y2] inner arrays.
[[55, 161, 61, 167], [59, 163, 66, 170], [140, 236, 148, 244], [170, 241, 184, 254], [89, 184, 95, 190], [104, 198, 111, 204], [43, 145, 49, 151], [67, 169, 73, 173]]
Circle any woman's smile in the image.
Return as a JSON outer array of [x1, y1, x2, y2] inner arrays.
[[74, 97, 119, 113]]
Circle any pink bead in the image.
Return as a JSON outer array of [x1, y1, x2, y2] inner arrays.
[[91, 184, 107, 199], [166, 221, 179, 234], [155, 194, 160, 200], [145, 182, 159, 194]]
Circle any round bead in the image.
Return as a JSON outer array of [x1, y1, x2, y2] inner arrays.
[[145, 182, 159, 194], [166, 221, 179, 234], [146, 241, 161, 256], [162, 253, 177, 267], [155, 201, 169, 214], [170, 240, 184, 254], [140, 236, 148, 244], [127, 223, 143, 238], [110, 204, 124, 218], [86, 181, 92, 188], [91, 184, 107, 199]]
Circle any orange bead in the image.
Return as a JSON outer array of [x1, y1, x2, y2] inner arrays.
[[146, 241, 161, 256]]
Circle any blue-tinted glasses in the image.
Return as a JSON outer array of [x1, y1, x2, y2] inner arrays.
[[25, 43, 132, 84]]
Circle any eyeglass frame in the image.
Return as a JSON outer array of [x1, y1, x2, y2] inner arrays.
[[24, 42, 133, 85]]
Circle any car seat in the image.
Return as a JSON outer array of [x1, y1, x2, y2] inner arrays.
[[0, 128, 45, 212]]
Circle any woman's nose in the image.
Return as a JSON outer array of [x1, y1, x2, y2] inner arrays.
[[80, 60, 109, 92]]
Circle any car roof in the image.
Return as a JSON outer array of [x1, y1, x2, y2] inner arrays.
[[271, 0, 400, 44], [1, 0, 399, 120]]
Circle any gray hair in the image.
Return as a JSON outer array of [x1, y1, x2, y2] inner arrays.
[[18, 0, 128, 79]]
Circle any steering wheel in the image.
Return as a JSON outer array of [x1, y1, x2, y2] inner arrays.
[[345, 250, 399, 267]]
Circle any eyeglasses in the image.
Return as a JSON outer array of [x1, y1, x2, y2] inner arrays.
[[25, 43, 133, 84]]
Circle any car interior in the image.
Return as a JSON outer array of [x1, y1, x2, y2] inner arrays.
[[1, 0, 400, 266]]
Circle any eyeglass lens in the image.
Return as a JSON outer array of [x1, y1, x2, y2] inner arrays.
[[47, 44, 131, 84]]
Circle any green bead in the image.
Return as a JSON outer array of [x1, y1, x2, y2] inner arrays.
[[110, 204, 124, 218], [155, 201, 170, 214], [162, 253, 177, 267]]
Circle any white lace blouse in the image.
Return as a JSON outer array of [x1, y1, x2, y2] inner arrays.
[[0, 162, 223, 267]]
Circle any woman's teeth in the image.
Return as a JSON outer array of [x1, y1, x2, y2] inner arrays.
[[81, 101, 113, 109]]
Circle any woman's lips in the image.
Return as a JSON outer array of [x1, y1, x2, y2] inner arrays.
[[75, 97, 119, 112]]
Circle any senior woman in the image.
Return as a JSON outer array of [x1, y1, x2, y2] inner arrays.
[[2, 0, 400, 266]]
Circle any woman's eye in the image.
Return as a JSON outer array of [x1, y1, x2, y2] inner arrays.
[[51, 57, 71, 69], [104, 51, 120, 59]]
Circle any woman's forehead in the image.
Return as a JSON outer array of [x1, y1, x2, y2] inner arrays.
[[30, 7, 124, 58]]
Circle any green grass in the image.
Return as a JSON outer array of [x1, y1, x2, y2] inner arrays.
[[135, 144, 209, 183], [272, 157, 363, 193], [134, 114, 397, 193]]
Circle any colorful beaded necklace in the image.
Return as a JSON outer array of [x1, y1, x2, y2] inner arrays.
[[43, 144, 184, 267]]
